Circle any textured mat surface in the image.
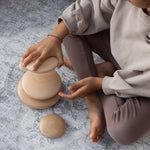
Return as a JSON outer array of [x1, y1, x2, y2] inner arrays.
[[0, 0, 150, 149]]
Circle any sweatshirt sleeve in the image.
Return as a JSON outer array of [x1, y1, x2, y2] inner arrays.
[[57, 0, 117, 35], [102, 69, 150, 98]]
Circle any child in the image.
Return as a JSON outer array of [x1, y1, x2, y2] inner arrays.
[[21, 0, 150, 145]]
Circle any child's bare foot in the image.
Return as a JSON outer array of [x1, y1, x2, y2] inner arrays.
[[87, 65, 115, 142], [64, 59, 115, 142], [64, 58, 116, 142], [86, 96, 106, 142], [64, 59, 116, 77], [95, 61, 115, 77]]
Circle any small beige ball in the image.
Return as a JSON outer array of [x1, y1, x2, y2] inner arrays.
[[39, 114, 66, 138]]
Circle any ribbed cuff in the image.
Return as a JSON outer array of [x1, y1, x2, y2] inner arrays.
[[102, 76, 114, 95]]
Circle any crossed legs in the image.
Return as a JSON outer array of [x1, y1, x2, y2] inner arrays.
[[63, 30, 150, 145]]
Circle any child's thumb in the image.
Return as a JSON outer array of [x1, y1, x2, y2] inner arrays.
[[57, 55, 64, 69]]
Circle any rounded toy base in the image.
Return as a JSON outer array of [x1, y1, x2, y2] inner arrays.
[[17, 78, 60, 109]]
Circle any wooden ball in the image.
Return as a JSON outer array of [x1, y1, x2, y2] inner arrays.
[[39, 114, 66, 138]]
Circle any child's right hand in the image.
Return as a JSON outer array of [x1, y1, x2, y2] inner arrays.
[[21, 36, 64, 71]]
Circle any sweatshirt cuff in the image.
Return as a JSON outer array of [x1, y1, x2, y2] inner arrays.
[[57, 15, 77, 34], [102, 76, 114, 95]]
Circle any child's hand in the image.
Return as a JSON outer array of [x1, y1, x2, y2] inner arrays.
[[59, 77, 103, 100], [21, 36, 64, 71]]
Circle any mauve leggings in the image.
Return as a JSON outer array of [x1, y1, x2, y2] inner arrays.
[[63, 30, 150, 145]]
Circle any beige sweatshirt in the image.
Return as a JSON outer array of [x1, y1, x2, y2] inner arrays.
[[58, 0, 150, 98]]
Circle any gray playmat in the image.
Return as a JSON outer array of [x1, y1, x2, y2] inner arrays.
[[0, 0, 150, 149]]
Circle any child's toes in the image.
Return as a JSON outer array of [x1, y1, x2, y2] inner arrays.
[[90, 127, 103, 142], [97, 134, 102, 141], [90, 128, 99, 142]]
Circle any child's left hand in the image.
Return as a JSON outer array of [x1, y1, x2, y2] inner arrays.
[[58, 77, 103, 100]]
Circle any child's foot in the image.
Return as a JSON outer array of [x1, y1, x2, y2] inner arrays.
[[87, 65, 115, 143], [87, 97, 106, 142], [64, 59, 116, 77], [95, 61, 115, 77], [64, 58, 116, 142]]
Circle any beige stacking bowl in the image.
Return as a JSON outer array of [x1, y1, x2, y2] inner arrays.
[[17, 57, 62, 109]]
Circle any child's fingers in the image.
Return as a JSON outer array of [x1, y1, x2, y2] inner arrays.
[[68, 84, 78, 93], [32, 54, 46, 71], [58, 92, 76, 100], [68, 81, 83, 91], [22, 52, 40, 67], [59, 87, 85, 100], [70, 86, 86, 99], [67, 83, 81, 95], [21, 47, 34, 62]]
